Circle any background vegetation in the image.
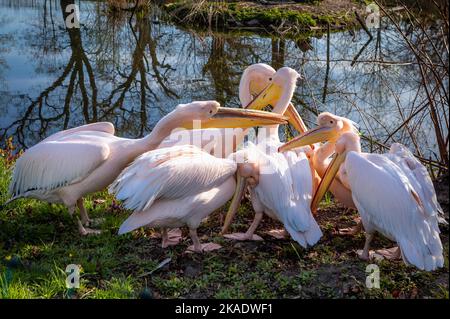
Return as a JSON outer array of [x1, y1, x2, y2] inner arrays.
[[0, 0, 448, 299]]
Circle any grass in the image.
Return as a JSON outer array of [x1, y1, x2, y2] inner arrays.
[[162, 1, 358, 36], [0, 144, 448, 299]]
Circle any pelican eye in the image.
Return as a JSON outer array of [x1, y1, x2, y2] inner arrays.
[[269, 77, 272, 81], [209, 110, 213, 114]]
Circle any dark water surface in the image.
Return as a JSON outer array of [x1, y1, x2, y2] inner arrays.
[[0, 0, 447, 160]]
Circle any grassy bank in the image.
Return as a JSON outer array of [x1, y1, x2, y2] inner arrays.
[[0, 141, 448, 299], [161, 0, 364, 36]]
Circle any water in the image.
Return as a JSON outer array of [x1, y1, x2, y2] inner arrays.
[[0, 0, 447, 161]]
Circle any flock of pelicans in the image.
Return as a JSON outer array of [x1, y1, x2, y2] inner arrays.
[[5, 64, 447, 272]]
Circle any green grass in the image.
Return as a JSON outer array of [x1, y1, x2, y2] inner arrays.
[[0, 151, 448, 299], [162, 0, 357, 36]]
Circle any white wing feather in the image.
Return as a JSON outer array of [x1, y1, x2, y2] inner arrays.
[[284, 150, 322, 246], [109, 145, 237, 212], [42, 122, 115, 142], [251, 143, 322, 247], [346, 152, 444, 271], [9, 140, 110, 197], [388, 143, 446, 224]]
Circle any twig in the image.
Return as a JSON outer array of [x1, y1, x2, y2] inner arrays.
[[354, 10, 373, 40]]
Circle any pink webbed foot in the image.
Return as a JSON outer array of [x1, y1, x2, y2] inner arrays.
[[223, 232, 263, 241], [266, 229, 288, 239], [336, 217, 362, 236], [374, 246, 401, 260], [79, 227, 102, 236], [356, 249, 390, 262], [83, 217, 106, 227], [161, 228, 183, 248], [186, 243, 222, 253]]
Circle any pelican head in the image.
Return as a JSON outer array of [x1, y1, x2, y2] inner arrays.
[[310, 131, 361, 212], [243, 66, 307, 133], [278, 112, 357, 152], [221, 148, 260, 234], [244, 67, 300, 110], [176, 100, 288, 129], [239, 63, 276, 106]]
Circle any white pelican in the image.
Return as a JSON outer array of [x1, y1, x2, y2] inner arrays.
[[280, 112, 447, 235], [109, 145, 259, 252], [158, 63, 307, 158], [279, 112, 359, 235], [221, 67, 323, 248], [132, 64, 309, 247], [281, 120, 444, 270], [6, 101, 287, 235]]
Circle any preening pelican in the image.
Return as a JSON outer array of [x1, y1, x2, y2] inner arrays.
[[7, 101, 287, 235], [158, 63, 307, 158], [221, 67, 322, 248], [281, 112, 448, 234], [109, 145, 259, 252], [282, 120, 444, 270], [279, 112, 361, 235]]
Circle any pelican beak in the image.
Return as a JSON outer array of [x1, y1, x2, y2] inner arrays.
[[221, 174, 247, 235], [310, 152, 347, 213], [285, 103, 308, 134], [244, 83, 307, 132], [278, 125, 338, 152], [185, 107, 288, 129], [244, 83, 282, 110]]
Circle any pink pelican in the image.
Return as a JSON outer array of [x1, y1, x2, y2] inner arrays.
[[280, 115, 445, 271], [220, 67, 322, 248], [109, 145, 260, 252], [158, 63, 307, 158], [6, 101, 287, 236]]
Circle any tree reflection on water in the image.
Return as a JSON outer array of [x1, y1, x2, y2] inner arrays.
[[0, 0, 447, 170]]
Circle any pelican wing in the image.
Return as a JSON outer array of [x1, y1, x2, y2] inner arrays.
[[42, 122, 115, 142], [252, 145, 321, 247], [9, 140, 110, 197], [284, 150, 322, 246], [389, 143, 445, 223], [346, 152, 444, 271], [109, 145, 237, 212]]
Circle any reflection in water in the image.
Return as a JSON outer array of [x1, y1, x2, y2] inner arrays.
[[0, 0, 447, 167]]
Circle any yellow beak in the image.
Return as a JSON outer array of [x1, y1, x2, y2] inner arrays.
[[278, 125, 338, 152], [221, 174, 247, 235], [310, 151, 347, 213], [244, 83, 282, 110], [244, 83, 307, 133], [285, 103, 308, 134], [182, 107, 289, 129]]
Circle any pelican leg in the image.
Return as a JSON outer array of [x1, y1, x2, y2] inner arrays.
[[77, 198, 105, 227], [358, 232, 374, 261], [223, 189, 264, 241], [161, 228, 182, 248], [337, 217, 362, 236], [78, 198, 90, 226], [189, 228, 202, 252], [70, 202, 101, 236], [243, 211, 264, 240], [187, 228, 221, 253], [224, 211, 264, 241]]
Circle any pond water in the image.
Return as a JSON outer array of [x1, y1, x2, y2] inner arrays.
[[0, 0, 447, 161]]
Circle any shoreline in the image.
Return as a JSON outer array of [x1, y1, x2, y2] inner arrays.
[[160, 0, 368, 37]]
